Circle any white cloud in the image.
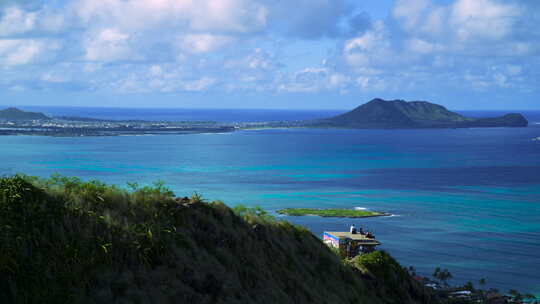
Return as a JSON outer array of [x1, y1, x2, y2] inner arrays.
[[41, 71, 69, 83], [392, 0, 430, 31], [182, 77, 216, 91], [0, 6, 36, 36], [393, 0, 524, 52], [450, 0, 521, 42], [0, 39, 58, 65], [74, 0, 267, 34], [0, 5, 66, 37], [421, 7, 447, 36], [406, 38, 437, 54], [277, 67, 354, 93], [0, 0, 353, 67], [189, 0, 268, 33], [0, 0, 538, 99], [83, 28, 132, 62], [343, 21, 395, 69], [506, 65, 522, 76], [355, 76, 387, 91], [335, 0, 539, 93], [69, 0, 271, 63], [224, 48, 278, 70], [149, 65, 163, 77], [328, 73, 350, 88], [267, 0, 350, 38], [178, 34, 234, 54]]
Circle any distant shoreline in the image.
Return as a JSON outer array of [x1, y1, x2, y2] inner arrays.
[[0, 102, 532, 137]]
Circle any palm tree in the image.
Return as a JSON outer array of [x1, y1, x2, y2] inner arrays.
[[433, 268, 452, 287], [509, 289, 523, 302]]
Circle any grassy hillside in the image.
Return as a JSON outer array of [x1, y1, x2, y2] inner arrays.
[[0, 175, 434, 304]]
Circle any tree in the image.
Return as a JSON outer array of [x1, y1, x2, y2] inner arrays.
[[433, 267, 452, 287], [433, 267, 441, 278], [408, 266, 416, 276], [478, 278, 486, 287], [523, 294, 538, 304], [509, 289, 523, 302], [464, 281, 475, 292]]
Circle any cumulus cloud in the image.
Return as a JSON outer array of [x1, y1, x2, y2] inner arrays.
[[74, 0, 268, 34], [391, 0, 530, 55], [267, 0, 349, 38], [335, 0, 540, 93], [0, 0, 538, 100], [450, 0, 521, 42], [0, 6, 36, 36], [277, 67, 354, 93], [0, 5, 65, 37], [0, 39, 59, 65], [84, 28, 132, 62], [343, 21, 394, 70], [178, 34, 234, 54]]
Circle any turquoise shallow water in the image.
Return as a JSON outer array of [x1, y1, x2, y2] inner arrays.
[[1, 125, 540, 295]]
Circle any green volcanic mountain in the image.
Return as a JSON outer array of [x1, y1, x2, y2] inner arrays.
[[320, 98, 528, 128], [0, 107, 50, 121]]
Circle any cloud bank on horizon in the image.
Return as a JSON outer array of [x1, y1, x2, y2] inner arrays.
[[0, 0, 538, 109]]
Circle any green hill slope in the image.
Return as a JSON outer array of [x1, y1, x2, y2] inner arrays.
[[0, 107, 50, 120], [0, 175, 434, 304]]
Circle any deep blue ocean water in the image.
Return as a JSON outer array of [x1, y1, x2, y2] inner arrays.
[[1, 107, 540, 295]]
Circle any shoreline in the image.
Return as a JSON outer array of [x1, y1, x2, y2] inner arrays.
[[1, 121, 535, 138]]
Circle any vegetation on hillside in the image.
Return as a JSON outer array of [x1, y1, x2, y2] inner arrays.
[[350, 251, 430, 304], [0, 174, 434, 304]]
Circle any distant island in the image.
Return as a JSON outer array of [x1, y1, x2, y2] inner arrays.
[[0, 99, 529, 136], [0, 107, 50, 121], [312, 98, 528, 129], [276, 208, 389, 218]]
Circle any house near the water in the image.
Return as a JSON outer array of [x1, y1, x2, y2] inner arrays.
[[323, 231, 380, 258]]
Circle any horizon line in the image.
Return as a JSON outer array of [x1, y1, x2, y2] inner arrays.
[[2, 104, 540, 112]]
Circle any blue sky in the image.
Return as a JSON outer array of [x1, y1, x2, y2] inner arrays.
[[0, 0, 538, 110]]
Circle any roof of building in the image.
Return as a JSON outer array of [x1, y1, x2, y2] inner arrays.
[[324, 231, 381, 245]]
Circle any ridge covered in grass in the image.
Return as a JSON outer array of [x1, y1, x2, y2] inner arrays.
[[0, 174, 433, 304]]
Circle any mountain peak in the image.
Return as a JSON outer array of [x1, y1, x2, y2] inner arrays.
[[323, 98, 527, 128], [0, 107, 50, 121]]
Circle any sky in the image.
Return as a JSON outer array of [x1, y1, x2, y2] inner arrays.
[[0, 0, 539, 110]]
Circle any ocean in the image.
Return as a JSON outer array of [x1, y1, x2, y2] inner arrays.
[[1, 106, 540, 295]]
